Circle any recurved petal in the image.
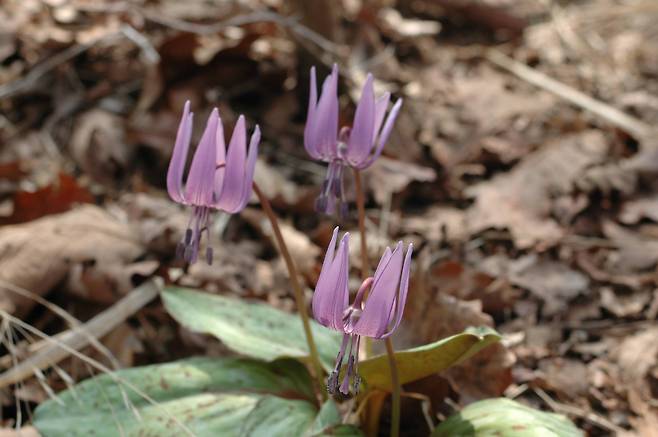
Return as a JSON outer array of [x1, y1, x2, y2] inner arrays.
[[184, 108, 219, 205], [372, 92, 390, 142], [214, 116, 227, 202], [167, 101, 193, 203], [355, 98, 402, 169], [352, 242, 404, 338], [234, 124, 260, 212], [215, 115, 247, 212], [311, 64, 339, 160], [346, 74, 376, 166], [312, 231, 350, 331], [380, 243, 412, 338], [304, 67, 320, 159]]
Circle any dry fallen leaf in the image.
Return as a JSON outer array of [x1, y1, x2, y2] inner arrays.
[[602, 220, 658, 272], [401, 206, 468, 243], [611, 327, 658, 412], [70, 109, 132, 186], [404, 260, 515, 402], [366, 156, 436, 205], [1, 173, 93, 225], [619, 196, 658, 224], [241, 208, 320, 277], [466, 130, 609, 248], [0, 205, 143, 315]]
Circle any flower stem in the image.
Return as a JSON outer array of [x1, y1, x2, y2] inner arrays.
[[253, 182, 325, 401], [354, 169, 370, 279], [353, 169, 401, 437], [354, 169, 374, 358], [384, 338, 401, 437]]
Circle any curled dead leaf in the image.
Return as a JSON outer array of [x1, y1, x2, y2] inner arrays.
[[0, 205, 143, 315]]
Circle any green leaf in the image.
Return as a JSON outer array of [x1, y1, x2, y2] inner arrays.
[[357, 326, 501, 391], [33, 357, 329, 437], [162, 287, 342, 371], [240, 396, 318, 436], [240, 397, 363, 437], [309, 400, 363, 436], [432, 398, 583, 436]]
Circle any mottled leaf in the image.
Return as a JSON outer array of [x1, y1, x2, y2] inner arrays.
[[162, 287, 342, 371], [432, 398, 582, 436]]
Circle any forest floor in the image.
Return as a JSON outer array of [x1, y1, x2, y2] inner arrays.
[[1, 0, 657, 435]]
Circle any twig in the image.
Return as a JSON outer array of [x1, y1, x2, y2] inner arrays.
[[485, 50, 653, 138], [0, 31, 124, 100], [0, 281, 159, 389], [534, 387, 625, 434], [252, 182, 325, 403], [140, 8, 345, 56]]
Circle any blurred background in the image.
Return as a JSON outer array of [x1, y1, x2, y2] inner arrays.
[[1, 0, 657, 435]]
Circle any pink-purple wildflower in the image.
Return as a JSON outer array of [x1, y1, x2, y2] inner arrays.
[[304, 65, 403, 216], [312, 227, 412, 395], [167, 101, 260, 264]]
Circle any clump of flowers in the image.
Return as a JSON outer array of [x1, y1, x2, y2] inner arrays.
[[312, 227, 412, 395], [304, 65, 402, 216], [167, 101, 260, 264]]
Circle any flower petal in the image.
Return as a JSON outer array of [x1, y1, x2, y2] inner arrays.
[[380, 243, 412, 338], [311, 64, 339, 160], [355, 98, 402, 169], [352, 242, 404, 338], [216, 115, 247, 212], [214, 115, 227, 202], [304, 67, 320, 159], [372, 92, 390, 142], [312, 229, 350, 331], [167, 101, 193, 203], [234, 124, 260, 212], [346, 74, 376, 166], [184, 108, 219, 205]]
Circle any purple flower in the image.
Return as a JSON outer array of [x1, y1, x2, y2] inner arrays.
[[305, 65, 402, 216], [312, 227, 412, 395], [167, 101, 260, 264]]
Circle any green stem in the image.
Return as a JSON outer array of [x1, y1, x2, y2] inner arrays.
[[384, 338, 401, 437], [353, 169, 401, 437], [253, 182, 325, 402], [354, 169, 374, 358]]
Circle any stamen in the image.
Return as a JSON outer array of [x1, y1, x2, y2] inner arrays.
[[315, 160, 348, 216], [328, 333, 350, 394], [176, 207, 214, 265], [327, 371, 339, 394], [339, 355, 354, 395]]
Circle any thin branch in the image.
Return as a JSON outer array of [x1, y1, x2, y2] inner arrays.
[[140, 8, 345, 56], [485, 49, 653, 138]]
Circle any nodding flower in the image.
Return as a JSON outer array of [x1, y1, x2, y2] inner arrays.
[[311, 227, 412, 395], [304, 65, 402, 217], [166, 101, 260, 265]]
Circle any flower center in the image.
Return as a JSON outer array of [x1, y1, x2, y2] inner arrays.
[[315, 159, 348, 218], [176, 206, 214, 265]]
